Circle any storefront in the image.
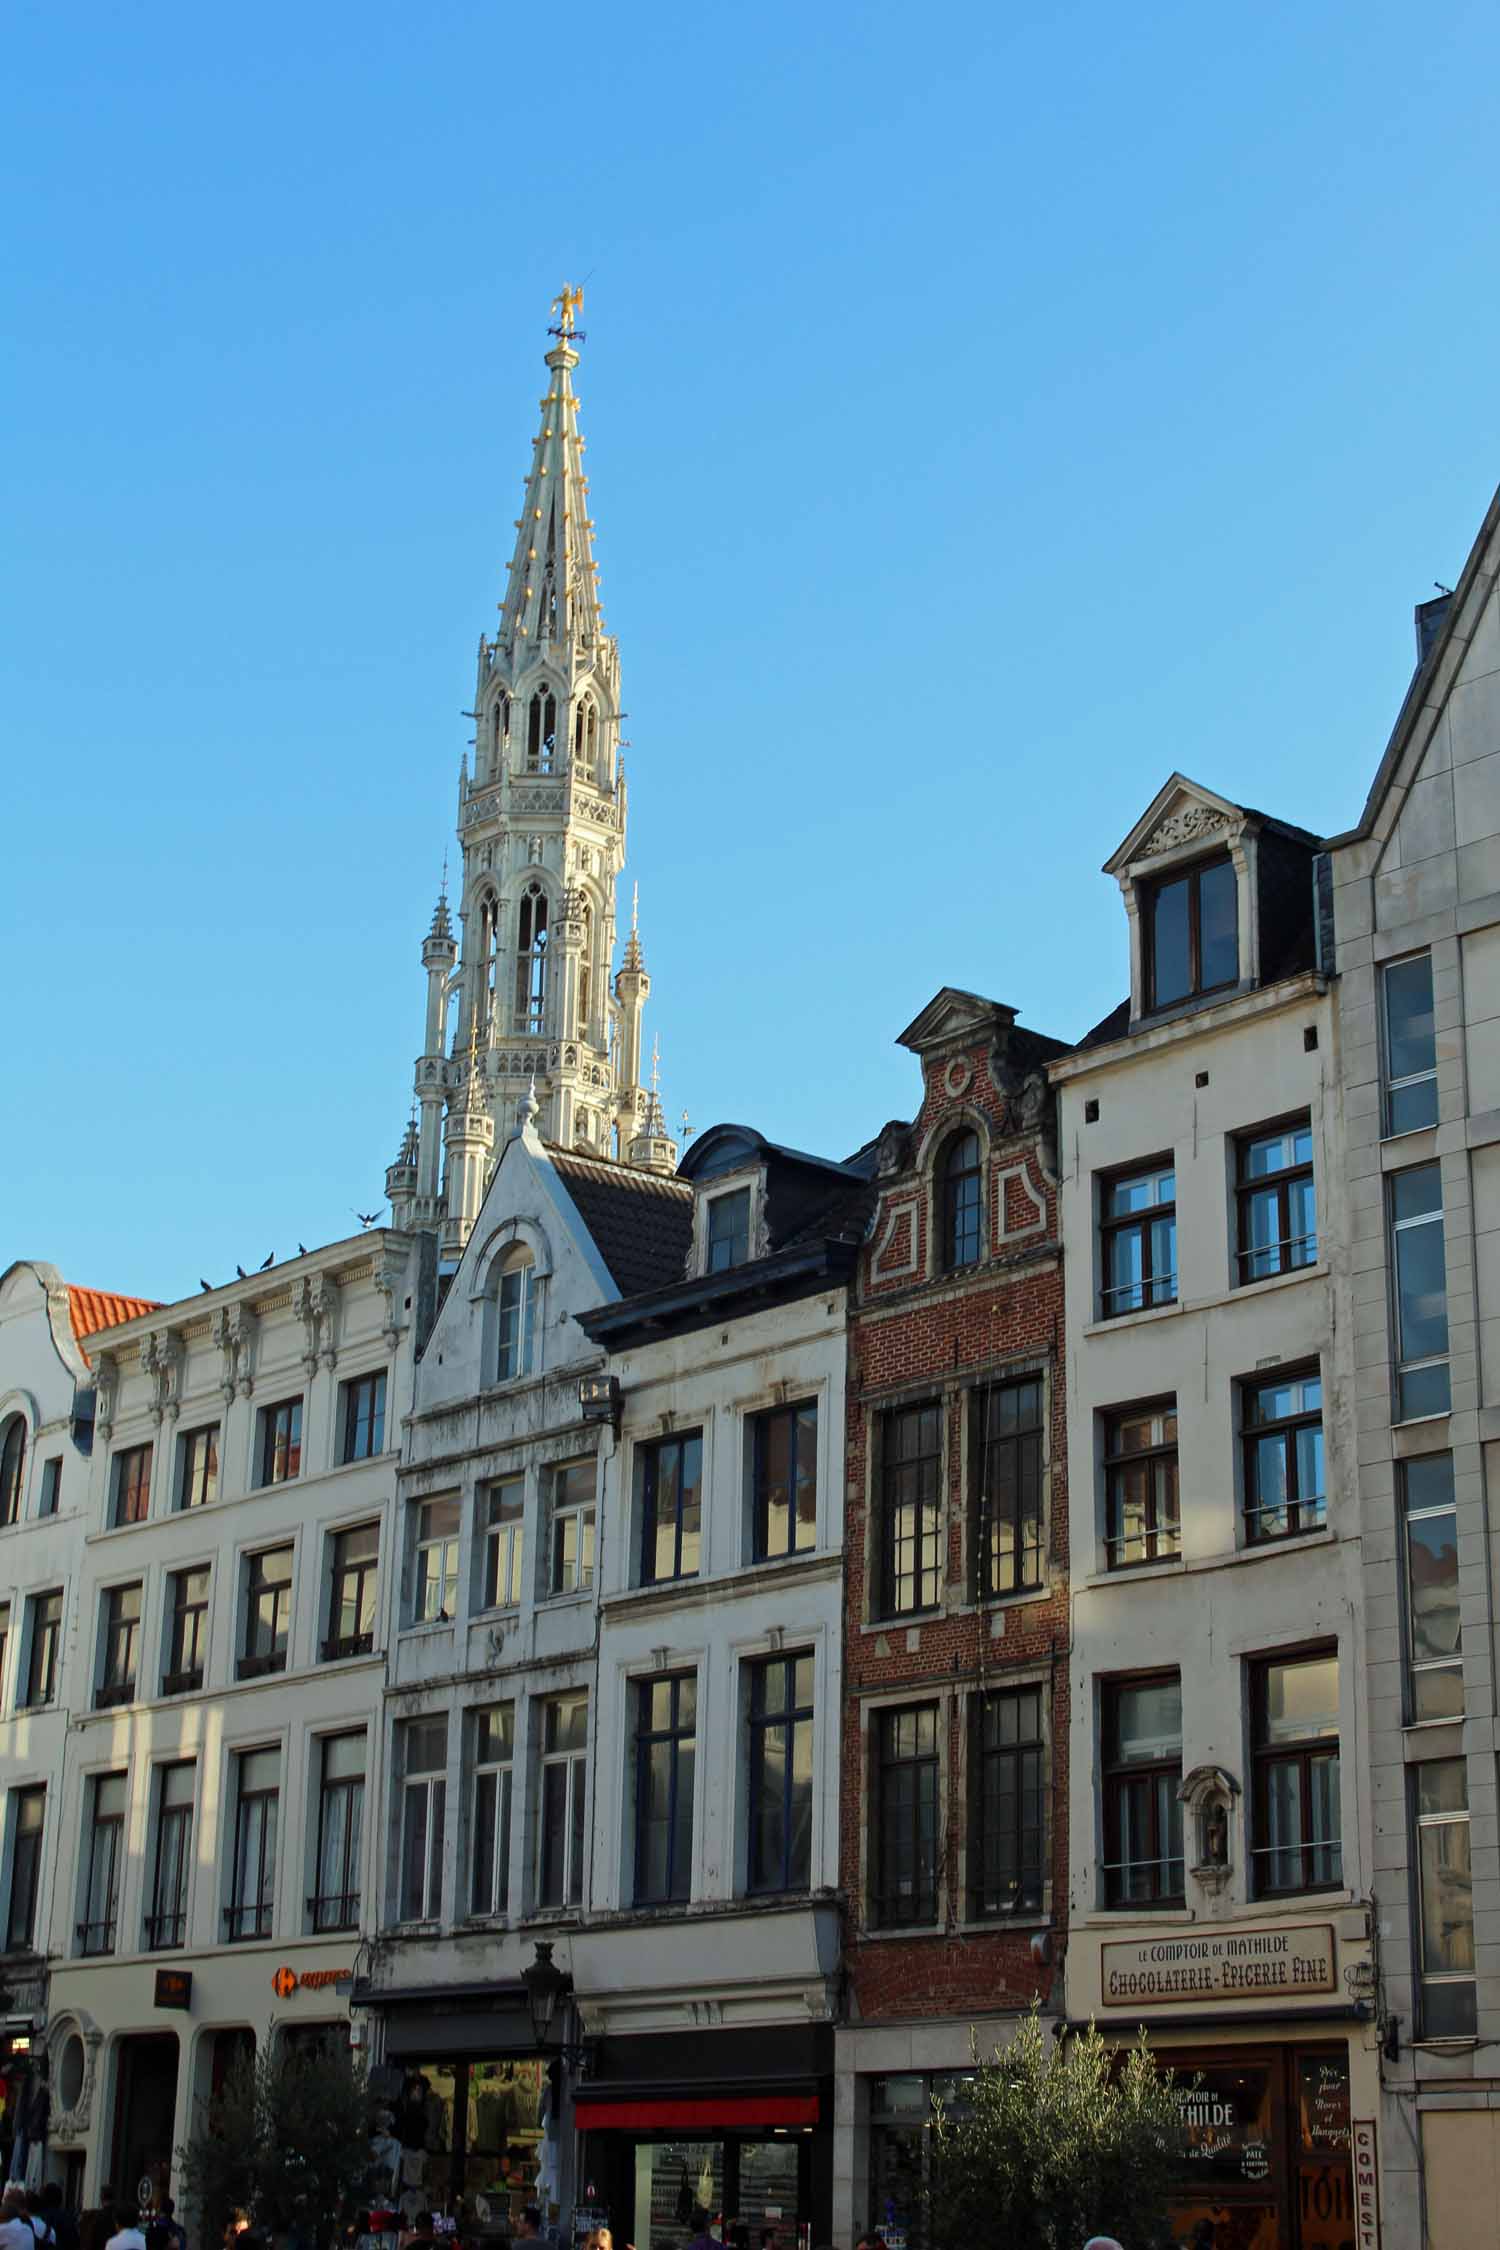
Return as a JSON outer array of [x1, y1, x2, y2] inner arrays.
[[1161, 2042, 1357, 2250]]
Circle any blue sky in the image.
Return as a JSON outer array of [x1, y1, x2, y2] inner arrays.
[[4, 0, 1498, 1303]]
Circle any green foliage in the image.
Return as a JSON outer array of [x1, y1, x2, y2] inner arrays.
[[177, 2038, 373, 2250], [929, 2009, 1181, 2250]]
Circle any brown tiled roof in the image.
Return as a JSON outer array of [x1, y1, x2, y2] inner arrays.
[[67, 1284, 162, 1365], [548, 1149, 694, 1298]]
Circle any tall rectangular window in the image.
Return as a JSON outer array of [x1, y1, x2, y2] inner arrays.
[[1392, 1164, 1451, 1419], [0, 1604, 9, 1706], [1145, 854, 1238, 1009], [311, 1732, 365, 1933], [112, 1442, 153, 1527], [340, 1371, 387, 1463], [78, 1772, 126, 1956], [164, 1566, 209, 1693], [239, 1546, 293, 1678], [972, 1378, 1043, 1598], [538, 1693, 588, 1909], [398, 1718, 447, 1922], [747, 1654, 814, 1894], [1102, 1675, 1183, 1906], [177, 1424, 219, 1510], [548, 1461, 596, 1596], [470, 1704, 514, 1917], [257, 1397, 303, 1487], [1383, 952, 1439, 1134], [225, 1748, 279, 1941], [146, 1762, 194, 1950], [1403, 1456, 1462, 1721], [24, 1591, 62, 1708], [638, 1432, 702, 1586], [1414, 1759, 1476, 2035], [706, 1187, 751, 1272], [481, 1478, 525, 1610], [1104, 1404, 1180, 1569], [873, 1704, 940, 1928], [324, 1522, 379, 1659], [1243, 1371, 1324, 1542], [970, 1685, 1045, 1919], [634, 1673, 697, 1905], [880, 1402, 942, 1616], [5, 1787, 45, 1951], [97, 1583, 142, 1707], [1236, 1116, 1316, 1281], [1251, 1650, 1341, 1896], [1100, 1162, 1176, 1315], [496, 1262, 536, 1382], [39, 1458, 61, 1517], [751, 1401, 818, 1562], [413, 1499, 460, 1623]]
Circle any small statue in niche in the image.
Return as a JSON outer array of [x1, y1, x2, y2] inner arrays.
[[1203, 1799, 1229, 1866]]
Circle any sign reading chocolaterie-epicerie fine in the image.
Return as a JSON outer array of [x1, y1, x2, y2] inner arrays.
[[1102, 1924, 1336, 2005]]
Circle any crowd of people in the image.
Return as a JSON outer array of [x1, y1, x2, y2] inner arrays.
[[0, 2184, 189, 2250]]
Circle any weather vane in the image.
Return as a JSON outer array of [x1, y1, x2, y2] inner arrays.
[[549, 284, 586, 341]]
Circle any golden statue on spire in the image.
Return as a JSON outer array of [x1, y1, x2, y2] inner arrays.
[[551, 283, 584, 335]]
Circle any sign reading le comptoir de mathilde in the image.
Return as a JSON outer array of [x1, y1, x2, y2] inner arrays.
[[1102, 1925, 1336, 2005]]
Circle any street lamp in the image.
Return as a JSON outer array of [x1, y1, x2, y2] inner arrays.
[[521, 1940, 592, 2075]]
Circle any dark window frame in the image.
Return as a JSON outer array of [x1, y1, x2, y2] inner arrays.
[[323, 1521, 379, 1661], [1250, 1648, 1342, 1899], [538, 1693, 588, 1910], [1103, 1402, 1180, 1569], [940, 1130, 984, 1272], [1099, 1160, 1177, 1317], [0, 1417, 25, 1527], [239, 1546, 293, 1679], [872, 1702, 941, 1929], [6, 1785, 46, 1951], [96, 1581, 142, 1708], [633, 1671, 698, 1905], [751, 1399, 818, 1563], [1401, 1455, 1463, 1723], [178, 1423, 219, 1510], [340, 1370, 387, 1464], [112, 1442, 153, 1527], [145, 1762, 194, 1951], [1143, 852, 1239, 1011], [224, 1751, 279, 1942], [164, 1566, 209, 1694], [469, 1704, 514, 1918], [309, 1732, 365, 1933], [1412, 1757, 1476, 2037], [77, 1771, 126, 1956], [1381, 950, 1439, 1136], [258, 1397, 303, 1488], [747, 1652, 815, 1895], [969, 1684, 1046, 1920], [1391, 1163, 1451, 1421], [1242, 1368, 1325, 1543], [971, 1376, 1044, 1599], [638, 1430, 703, 1586], [39, 1456, 61, 1518], [879, 1400, 943, 1618], [705, 1186, 751, 1273], [1102, 1673, 1184, 1908], [1235, 1114, 1317, 1283], [24, 1589, 63, 1708]]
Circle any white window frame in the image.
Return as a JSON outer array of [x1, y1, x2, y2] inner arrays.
[[412, 1499, 460, 1624], [469, 1703, 514, 1918], [398, 1719, 448, 1923], [537, 1694, 588, 1910], [548, 1460, 596, 1597], [480, 1479, 524, 1612]]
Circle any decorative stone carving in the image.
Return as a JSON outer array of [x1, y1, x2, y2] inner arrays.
[[293, 1274, 339, 1375], [1179, 1763, 1241, 1894], [212, 1303, 259, 1402], [943, 1058, 973, 1099], [141, 1331, 184, 1425], [93, 1349, 119, 1442], [372, 1249, 408, 1347], [1141, 802, 1231, 857]]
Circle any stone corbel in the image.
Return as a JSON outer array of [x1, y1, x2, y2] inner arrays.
[[372, 1250, 406, 1347], [93, 1350, 119, 1442], [141, 1330, 185, 1425], [213, 1303, 259, 1400], [293, 1275, 338, 1375]]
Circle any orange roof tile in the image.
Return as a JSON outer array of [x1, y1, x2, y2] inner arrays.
[[67, 1284, 163, 1365]]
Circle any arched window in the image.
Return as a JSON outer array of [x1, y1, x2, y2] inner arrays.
[[493, 694, 509, 757], [496, 1252, 536, 1382], [573, 698, 598, 777], [942, 1130, 984, 1271], [0, 1416, 25, 1527], [479, 891, 501, 1017], [527, 687, 557, 773], [515, 883, 549, 1033], [578, 900, 594, 1034]]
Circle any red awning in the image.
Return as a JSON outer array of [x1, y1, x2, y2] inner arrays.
[[574, 2093, 820, 2131]]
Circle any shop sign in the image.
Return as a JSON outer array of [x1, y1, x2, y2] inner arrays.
[[271, 1966, 351, 1998], [1102, 1923, 1335, 2005], [153, 1969, 192, 2011], [1352, 2118, 1380, 2249]]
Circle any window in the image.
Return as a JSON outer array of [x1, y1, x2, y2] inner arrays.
[[1414, 1759, 1475, 2035], [112, 1442, 153, 1527], [496, 1257, 537, 1382], [470, 1704, 514, 1917], [526, 685, 557, 772], [942, 1130, 984, 1271], [39, 1457, 61, 1518], [706, 1187, 751, 1273], [748, 1653, 814, 1894], [1145, 854, 1238, 1009], [1102, 1675, 1183, 1906], [514, 883, 549, 1033], [5, 1787, 45, 1950], [750, 1400, 818, 1562], [24, 1590, 62, 1708], [1383, 952, 1439, 1134], [1100, 1162, 1176, 1315], [1104, 1404, 1180, 1568], [225, 1747, 279, 1941], [0, 1604, 8, 1703], [548, 1461, 595, 1596], [325, 1523, 379, 1659], [638, 1431, 702, 1585], [257, 1397, 302, 1487], [481, 1479, 524, 1610], [970, 1685, 1045, 1918], [97, 1583, 141, 1708], [1251, 1650, 1341, 1896], [310, 1733, 365, 1933], [145, 1762, 194, 1950], [1402, 1456, 1462, 1721], [0, 1418, 25, 1526], [164, 1567, 208, 1693], [1236, 1117, 1316, 1280], [573, 696, 597, 774], [78, 1772, 126, 1956], [1243, 1371, 1324, 1542], [493, 693, 509, 757], [240, 1546, 293, 1678], [413, 1499, 460, 1623], [178, 1424, 219, 1510], [635, 1672, 697, 1904], [972, 1378, 1044, 1597], [340, 1371, 387, 1463], [398, 1718, 448, 1922], [538, 1692, 588, 1909], [873, 1704, 940, 1927], [1391, 1165, 1451, 1418], [879, 1402, 942, 1616]]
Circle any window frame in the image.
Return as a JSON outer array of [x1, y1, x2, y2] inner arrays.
[[538, 1693, 588, 1910], [469, 1703, 515, 1919], [480, 1477, 525, 1611], [969, 1683, 1046, 1921], [1103, 1402, 1181, 1570], [1413, 1758, 1476, 2037], [1381, 950, 1439, 1136], [145, 1761, 194, 1951], [1401, 1456, 1462, 1723], [746, 1653, 815, 1897], [224, 1749, 279, 1942], [750, 1399, 819, 1564], [23, 1589, 63, 1709], [112, 1441, 153, 1528], [78, 1770, 126, 1956], [309, 1731, 366, 1934], [177, 1423, 219, 1511], [96, 1581, 142, 1709], [38, 1456, 61, 1518], [878, 1401, 943, 1618], [495, 1259, 537, 1383], [239, 1545, 293, 1679], [940, 1129, 984, 1273], [1101, 1672, 1184, 1908], [6, 1785, 46, 1951], [548, 1460, 596, 1598], [1390, 1163, 1451, 1421], [705, 1186, 752, 1274], [971, 1376, 1044, 1600], [634, 1671, 698, 1906], [1098, 1160, 1177, 1317], [1241, 1369, 1325, 1544], [638, 1430, 703, 1587], [397, 1718, 448, 1924], [324, 1521, 379, 1660], [164, 1565, 209, 1694], [340, 1370, 387, 1464], [1234, 1114, 1317, 1283], [872, 1702, 941, 1929], [412, 1498, 460, 1624], [257, 1397, 303, 1488], [1249, 1648, 1342, 1899], [1143, 852, 1239, 1011], [0, 1417, 26, 1527]]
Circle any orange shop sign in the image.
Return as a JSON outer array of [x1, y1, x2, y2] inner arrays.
[[271, 1966, 352, 1997]]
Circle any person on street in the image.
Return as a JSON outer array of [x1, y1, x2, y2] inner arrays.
[[1, 2190, 37, 2250], [104, 2207, 146, 2250], [39, 2189, 76, 2250]]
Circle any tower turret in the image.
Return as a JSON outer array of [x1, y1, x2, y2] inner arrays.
[[441, 1031, 495, 1258]]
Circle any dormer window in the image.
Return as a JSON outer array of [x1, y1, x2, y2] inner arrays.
[[941, 1130, 983, 1271], [706, 1188, 751, 1273], [1145, 856, 1237, 1010], [496, 1253, 536, 1382]]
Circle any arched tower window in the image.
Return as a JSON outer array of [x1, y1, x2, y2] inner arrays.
[[941, 1129, 984, 1271], [527, 688, 558, 773], [573, 698, 598, 778], [515, 883, 549, 1034], [493, 694, 510, 758], [0, 1416, 25, 1528], [496, 1250, 536, 1382], [478, 891, 501, 1019], [578, 900, 594, 1035]]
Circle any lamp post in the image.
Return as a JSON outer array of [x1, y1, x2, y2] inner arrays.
[[521, 1940, 591, 2074]]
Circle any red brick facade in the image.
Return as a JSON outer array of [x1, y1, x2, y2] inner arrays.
[[841, 989, 1071, 2030]]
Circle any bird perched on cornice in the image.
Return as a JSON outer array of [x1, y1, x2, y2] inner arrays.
[[199, 1279, 212, 1292], [236, 1264, 247, 1279], [259, 1252, 274, 1270]]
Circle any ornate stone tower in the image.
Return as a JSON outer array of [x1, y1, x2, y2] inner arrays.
[[387, 291, 670, 1251]]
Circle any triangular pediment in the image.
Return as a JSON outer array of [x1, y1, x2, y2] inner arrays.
[[897, 986, 1015, 1057], [1105, 773, 1245, 875]]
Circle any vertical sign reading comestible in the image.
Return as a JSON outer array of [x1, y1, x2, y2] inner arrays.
[[1352, 2119, 1380, 2249]]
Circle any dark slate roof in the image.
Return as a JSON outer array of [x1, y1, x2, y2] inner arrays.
[[547, 1148, 694, 1297], [778, 1166, 880, 1253], [1079, 998, 1130, 1050]]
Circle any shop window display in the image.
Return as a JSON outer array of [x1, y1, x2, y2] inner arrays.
[[383, 2060, 549, 2229], [1162, 2045, 1353, 2250]]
